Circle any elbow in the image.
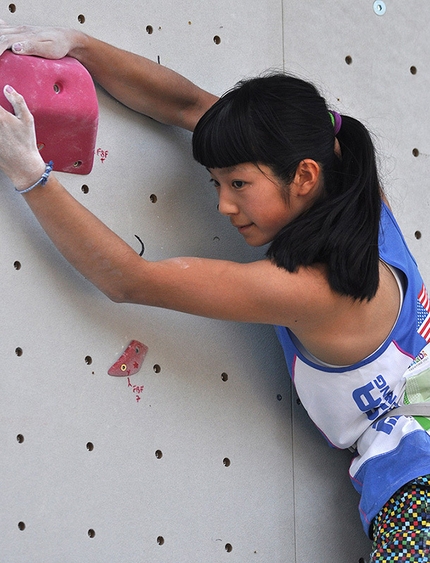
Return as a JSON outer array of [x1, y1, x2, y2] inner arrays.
[[101, 284, 131, 304], [103, 283, 143, 305], [105, 286, 137, 304], [95, 269, 140, 304], [96, 257, 152, 305], [107, 291, 126, 304]]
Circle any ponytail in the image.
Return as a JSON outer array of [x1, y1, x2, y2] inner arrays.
[[266, 115, 381, 301]]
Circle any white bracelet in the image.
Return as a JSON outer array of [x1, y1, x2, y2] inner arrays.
[[16, 161, 54, 194]]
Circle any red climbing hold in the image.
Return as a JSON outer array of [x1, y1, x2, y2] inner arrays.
[[0, 51, 99, 174], [108, 340, 148, 377]]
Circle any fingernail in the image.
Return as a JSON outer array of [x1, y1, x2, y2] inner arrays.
[[12, 42, 22, 52], [5, 85, 13, 93]]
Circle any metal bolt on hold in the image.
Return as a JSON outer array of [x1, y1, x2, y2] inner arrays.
[[108, 340, 148, 377], [373, 1, 386, 15]]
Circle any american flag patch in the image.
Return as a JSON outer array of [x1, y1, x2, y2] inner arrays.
[[417, 284, 430, 342]]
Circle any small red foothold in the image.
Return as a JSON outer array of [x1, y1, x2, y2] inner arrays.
[[108, 340, 148, 377]]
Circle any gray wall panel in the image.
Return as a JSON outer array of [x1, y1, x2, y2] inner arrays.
[[1, 1, 421, 561]]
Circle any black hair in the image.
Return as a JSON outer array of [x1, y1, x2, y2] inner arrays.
[[192, 73, 381, 301]]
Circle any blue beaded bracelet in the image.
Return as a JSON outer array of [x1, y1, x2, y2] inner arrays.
[[16, 161, 54, 194]]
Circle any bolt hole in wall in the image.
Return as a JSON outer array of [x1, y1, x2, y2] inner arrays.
[[86, 442, 94, 451], [149, 194, 157, 203], [78, 14, 85, 24], [13, 260, 21, 270], [18, 521, 25, 531], [153, 364, 161, 373], [415, 231, 422, 240], [81, 185, 89, 194], [345, 55, 353, 65], [85, 356, 92, 365], [16, 434, 24, 443], [155, 449, 163, 459], [15, 347, 23, 357], [413, 148, 420, 157]]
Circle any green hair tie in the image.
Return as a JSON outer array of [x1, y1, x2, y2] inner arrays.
[[329, 111, 342, 135]]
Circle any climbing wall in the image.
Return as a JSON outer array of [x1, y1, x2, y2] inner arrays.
[[284, 2, 430, 560], [0, 1, 426, 561]]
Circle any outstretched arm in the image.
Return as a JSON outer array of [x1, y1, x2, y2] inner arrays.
[[0, 85, 322, 327], [0, 22, 218, 131]]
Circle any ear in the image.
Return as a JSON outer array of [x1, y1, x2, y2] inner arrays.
[[291, 159, 322, 197]]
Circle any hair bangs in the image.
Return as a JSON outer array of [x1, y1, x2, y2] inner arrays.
[[192, 90, 258, 169]]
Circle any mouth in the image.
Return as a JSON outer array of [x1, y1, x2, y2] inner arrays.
[[233, 222, 254, 234]]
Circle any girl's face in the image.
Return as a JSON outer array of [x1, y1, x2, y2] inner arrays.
[[209, 163, 312, 247]]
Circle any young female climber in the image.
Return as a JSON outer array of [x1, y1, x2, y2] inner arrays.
[[1, 22, 430, 562]]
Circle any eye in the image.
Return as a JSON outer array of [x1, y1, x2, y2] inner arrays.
[[209, 178, 220, 189], [232, 180, 246, 189]]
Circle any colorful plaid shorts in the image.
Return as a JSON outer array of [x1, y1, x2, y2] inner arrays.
[[369, 476, 430, 562]]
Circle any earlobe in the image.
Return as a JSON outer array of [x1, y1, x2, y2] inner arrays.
[[293, 159, 322, 196]]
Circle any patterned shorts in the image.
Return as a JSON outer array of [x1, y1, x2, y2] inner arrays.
[[369, 476, 430, 562]]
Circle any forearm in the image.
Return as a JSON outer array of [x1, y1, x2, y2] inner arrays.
[[69, 33, 218, 131], [22, 175, 144, 302]]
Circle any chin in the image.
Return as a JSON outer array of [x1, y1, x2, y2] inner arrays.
[[245, 237, 272, 248]]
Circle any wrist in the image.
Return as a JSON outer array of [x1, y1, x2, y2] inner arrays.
[[67, 30, 91, 61], [13, 159, 49, 192]]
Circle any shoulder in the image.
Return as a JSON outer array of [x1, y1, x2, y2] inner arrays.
[[238, 259, 340, 324]]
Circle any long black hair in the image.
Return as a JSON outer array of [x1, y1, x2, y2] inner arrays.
[[192, 73, 381, 301]]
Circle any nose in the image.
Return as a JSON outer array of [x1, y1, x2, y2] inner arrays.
[[217, 186, 239, 216]]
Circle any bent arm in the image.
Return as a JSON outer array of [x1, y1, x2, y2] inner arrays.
[[0, 22, 218, 130]]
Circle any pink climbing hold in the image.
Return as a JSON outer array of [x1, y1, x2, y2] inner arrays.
[[0, 51, 99, 175], [108, 340, 148, 377]]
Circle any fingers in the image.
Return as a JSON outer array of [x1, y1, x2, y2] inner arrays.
[[0, 24, 39, 56], [0, 83, 45, 188], [0, 35, 33, 57], [0, 28, 21, 56], [2, 85, 32, 122], [10, 41, 33, 55], [0, 23, 72, 59], [0, 34, 10, 56]]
